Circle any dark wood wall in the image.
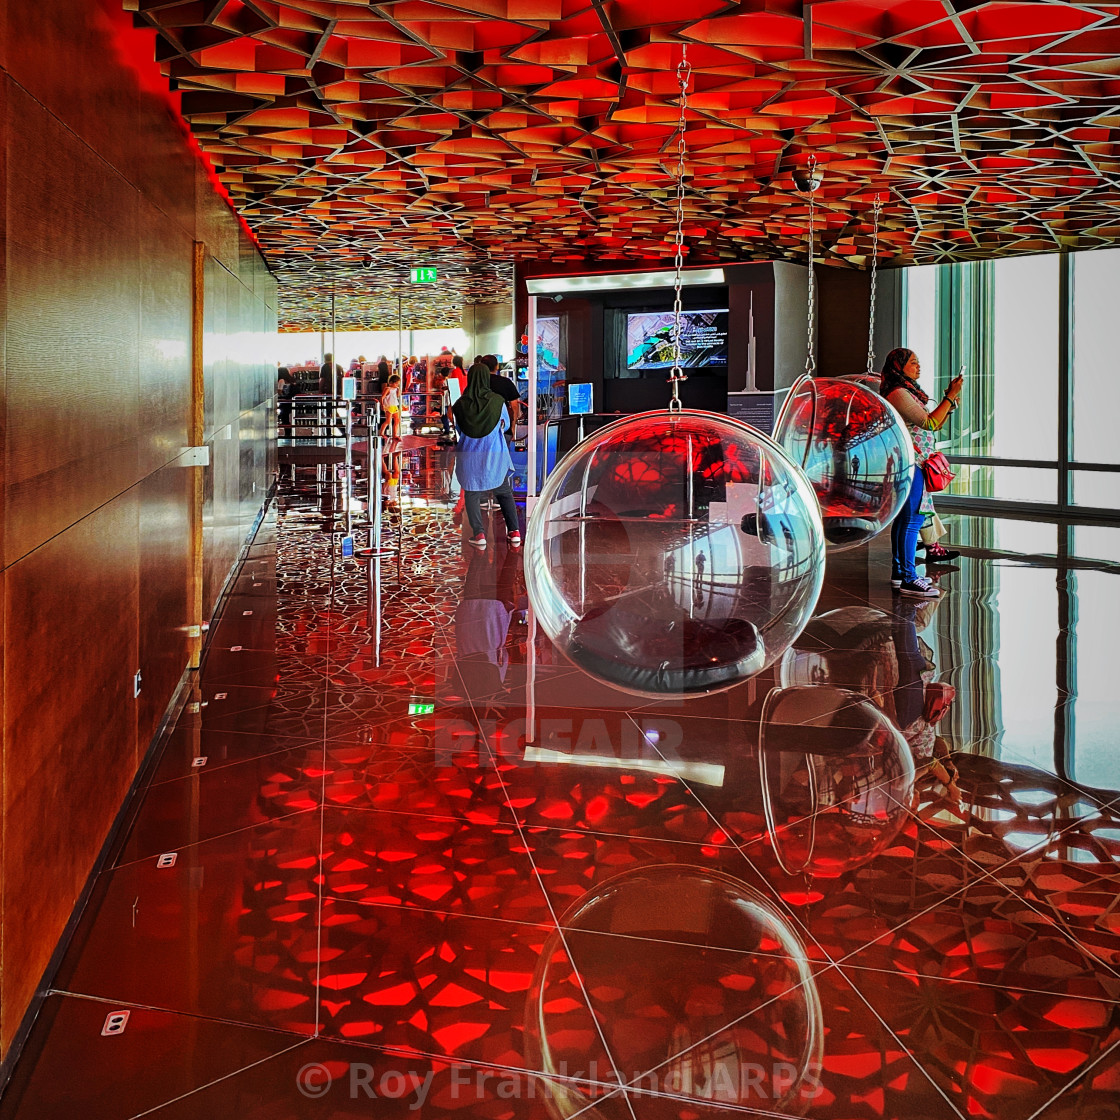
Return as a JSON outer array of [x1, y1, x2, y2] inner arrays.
[[0, 0, 277, 1051]]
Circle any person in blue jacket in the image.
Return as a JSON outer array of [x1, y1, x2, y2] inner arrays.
[[453, 363, 521, 551]]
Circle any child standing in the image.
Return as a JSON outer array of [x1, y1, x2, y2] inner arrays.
[[380, 374, 402, 441]]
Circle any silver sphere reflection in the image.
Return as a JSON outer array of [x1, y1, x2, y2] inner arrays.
[[526, 865, 823, 1118], [773, 376, 914, 552], [760, 684, 916, 877], [524, 410, 826, 698]]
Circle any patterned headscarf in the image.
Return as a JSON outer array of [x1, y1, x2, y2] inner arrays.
[[879, 347, 929, 404]]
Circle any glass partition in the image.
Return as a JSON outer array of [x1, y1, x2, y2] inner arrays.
[[1071, 246, 1120, 467], [904, 249, 1118, 514]]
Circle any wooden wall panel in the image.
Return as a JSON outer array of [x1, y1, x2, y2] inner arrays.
[[195, 163, 238, 281], [4, 0, 141, 196], [0, 73, 7, 571], [4, 84, 141, 566], [202, 424, 240, 625], [137, 456, 191, 744], [238, 227, 258, 296], [1, 492, 140, 1048], [0, 73, 6, 1016], [138, 199, 191, 477], [239, 402, 271, 542], [0, 0, 276, 1051], [201, 256, 220, 442], [210, 265, 239, 439], [132, 92, 197, 249]]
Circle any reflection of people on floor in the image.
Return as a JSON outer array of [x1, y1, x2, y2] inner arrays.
[[381, 447, 402, 511], [890, 598, 960, 796], [454, 545, 520, 705], [790, 601, 959, 797], [277, 367, 295, 433]]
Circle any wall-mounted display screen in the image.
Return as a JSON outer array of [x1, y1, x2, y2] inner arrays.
[[625, 309, 729, 371], [537, 317, 562, 373]]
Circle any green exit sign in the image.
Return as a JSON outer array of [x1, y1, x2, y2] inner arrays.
[[410, 267, 438, 283], [408, 699, 436, 715]]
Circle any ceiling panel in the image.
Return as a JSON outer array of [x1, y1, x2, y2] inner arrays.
[[130, 0, 1120, 329]]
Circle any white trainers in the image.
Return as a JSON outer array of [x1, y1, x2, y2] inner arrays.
[[898, 575, 940, 599]]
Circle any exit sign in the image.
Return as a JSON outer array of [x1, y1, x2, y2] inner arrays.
[[410, 267, 437, 283]]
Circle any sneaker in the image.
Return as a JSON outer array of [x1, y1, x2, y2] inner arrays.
[[922, 542, 961, 563], [898, 575, 940, 599], [508, 531, 522, 548], [468, 532, 487, 550], [890, 576, 903, 589]]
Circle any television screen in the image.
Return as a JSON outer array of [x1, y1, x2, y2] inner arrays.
[[537, 317, 562, 373], [625, 309, 729, 371], [568, 382, 593, 415]]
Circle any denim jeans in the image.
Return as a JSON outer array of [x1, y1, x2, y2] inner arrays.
[[463, 477, 519, 536], [890, 466, 925, 583]]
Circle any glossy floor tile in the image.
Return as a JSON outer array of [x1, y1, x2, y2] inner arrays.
[[3, 459, 1119, 1120]]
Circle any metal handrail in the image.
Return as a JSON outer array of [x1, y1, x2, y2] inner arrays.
[[534, 412, 626, 481]]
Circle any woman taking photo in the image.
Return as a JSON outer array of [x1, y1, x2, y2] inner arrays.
[[880, 348, 963, 598], [453, 362, 521, 550]]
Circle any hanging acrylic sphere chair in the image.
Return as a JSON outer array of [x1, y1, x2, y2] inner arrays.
[[523, 409, 826, 698], [773, 374, 914, 552]]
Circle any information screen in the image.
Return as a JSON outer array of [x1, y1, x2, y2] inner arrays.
[[537, 318, 562, 373], [625, 309, 729, 371], [568, 382, 593, 415]]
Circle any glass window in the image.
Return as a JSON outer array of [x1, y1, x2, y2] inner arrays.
[[902, 264, 938, 372], [1071, 246, 1120, 465], [892, 254, 1120, 511], [1071, 470, 1120, 510], [989, 254, 1059, 461], [944, 464, 1057, 504]]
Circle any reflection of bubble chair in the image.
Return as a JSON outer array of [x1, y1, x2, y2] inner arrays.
[[759, 685, 916, 877], [781, 606, 901, 703], [842, 372, 882, 393], [526, 865, 823, 1119], [524, 410, 825, 698], [774, 376, 913, 552]]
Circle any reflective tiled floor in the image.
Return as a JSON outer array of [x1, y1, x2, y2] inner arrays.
[[4, 451, 1120, 1119]]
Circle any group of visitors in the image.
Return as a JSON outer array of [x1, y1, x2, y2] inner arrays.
[[280, 344, 962, 580]]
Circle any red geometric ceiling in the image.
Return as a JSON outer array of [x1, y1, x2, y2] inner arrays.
[[132, 0, 1120, 330]]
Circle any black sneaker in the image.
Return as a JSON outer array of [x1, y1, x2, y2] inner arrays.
[[898, 576, 940, 599]]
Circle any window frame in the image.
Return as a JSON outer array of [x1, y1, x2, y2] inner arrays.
[[903, 250, 1120, 525]]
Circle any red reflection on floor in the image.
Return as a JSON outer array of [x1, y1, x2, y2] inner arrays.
[[3, 463, 1119, 1119]]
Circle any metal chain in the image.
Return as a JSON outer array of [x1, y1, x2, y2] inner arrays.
[[803, 154, 818, 376], [866, 195, 882, 375], [668, 46, 692, 412]]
